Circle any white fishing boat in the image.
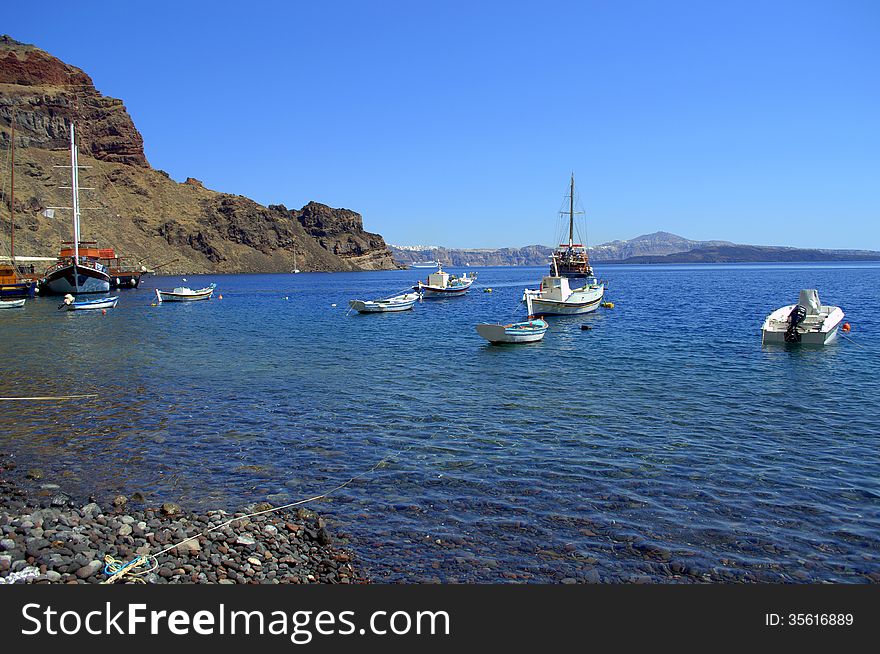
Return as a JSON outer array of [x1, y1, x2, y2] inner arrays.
[[761, 289, 844, 346], [0, 298, 26, 309], [349, 292, 420, 313], [523, 255, 604, 315], [413, 265, 476, 297], [476, 296, 549, 344], [155, 283, 216, 303], [59, 294, 118, 311]]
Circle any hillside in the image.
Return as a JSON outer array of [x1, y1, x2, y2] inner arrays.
[[0, 36, 399, 274], [390, 231, 880, 267]]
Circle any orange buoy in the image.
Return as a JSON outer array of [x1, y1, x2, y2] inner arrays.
[[218, 294, 223, 300], [101, 309, 107, 315], [842, 322, 851, 332]]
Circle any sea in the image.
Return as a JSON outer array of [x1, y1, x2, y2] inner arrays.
[[1, 263, 878, 583]]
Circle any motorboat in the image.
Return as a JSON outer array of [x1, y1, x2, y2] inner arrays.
[[0, 298, 26, 309], [522, 255, 604, 315], [761, 289, 844, 345], [413, 265, 476, 297], [155, 283, 216, 302], [349, 292, 420, 313]]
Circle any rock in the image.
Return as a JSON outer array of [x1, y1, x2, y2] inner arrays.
[[117, 524, 132, 537], [0, 554, 11, 572], [130, 492, 145, 503], [0, 538, 15, 551], [176, 539, 201, 554], [161, 503, 182, 517], [236, 535, 256, 547], [113, 495, 128, 507], [264, 525, 278, 536], [75, 560, 103, 579], [26, 469, 44, 480], [247, 557, 262, 567]]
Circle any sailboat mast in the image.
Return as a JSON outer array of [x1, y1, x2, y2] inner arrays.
[[9, 107, 14, 263], [568, 173, 574, 248], [70, 123, 80, 266]]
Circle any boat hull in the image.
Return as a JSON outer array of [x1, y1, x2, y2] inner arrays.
[[64, 296, 118, 311], [349, 299, 417, 313], [526, 285, 604, 315], [43, 264, 111, 295], [476, 321, 548, 343], [109, 271, 144, 289], [0, 298, 26, 309], [0, 281, 37, 298], [156, 287, 215, 302]]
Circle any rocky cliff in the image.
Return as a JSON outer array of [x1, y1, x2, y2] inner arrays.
[[0, 35, 399, 273]]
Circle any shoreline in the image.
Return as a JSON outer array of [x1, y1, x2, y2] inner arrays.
[[0, 454, 368, 584]]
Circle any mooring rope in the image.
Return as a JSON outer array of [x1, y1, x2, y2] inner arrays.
[[0, 394, 99, 401], [102, 447, 407, 584]]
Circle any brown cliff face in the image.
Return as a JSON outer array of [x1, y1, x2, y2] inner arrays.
[[0, 35, 400, 273]]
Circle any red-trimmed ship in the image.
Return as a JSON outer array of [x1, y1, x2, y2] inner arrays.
[[550, 174, 594, 279]]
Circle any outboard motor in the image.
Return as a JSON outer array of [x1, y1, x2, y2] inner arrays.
[[784, 304, 807, 343]]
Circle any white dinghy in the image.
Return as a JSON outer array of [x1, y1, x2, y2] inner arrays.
[[476, 296, 549, 344], [349, 292, 420, 313], [156, 283, 216, 302], [0, 298, 26, 309], [761, 289, 844, 346]]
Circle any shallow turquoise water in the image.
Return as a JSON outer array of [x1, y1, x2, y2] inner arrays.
[[1, 263, 878, 582]]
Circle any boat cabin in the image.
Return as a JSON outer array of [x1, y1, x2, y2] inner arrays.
[[538, 275, 573, 301], [428, 269, 450, 289]]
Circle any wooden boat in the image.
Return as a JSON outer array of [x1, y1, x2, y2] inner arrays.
[[155, 283, 216, 302], [349, 292, 420, 313], [41, 123, 111, 295], [0, 298, 26, 309], [59, 294, 118, 311], [761, 289, 844, 346], [550, 174, 595, 278], [413, 265, 476, 297], [476, 296, 548, 344]]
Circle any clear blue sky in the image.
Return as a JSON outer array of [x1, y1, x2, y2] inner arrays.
[[7, 1, 879, 249]]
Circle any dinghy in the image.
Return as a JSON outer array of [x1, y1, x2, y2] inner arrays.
[[761, 289, 844, 345], [155, 283, 216, 302], [0, 298, 26, 309], [476, 296, 549, 344], [59, 294, 118, 311], [349, 292, 420, 313]]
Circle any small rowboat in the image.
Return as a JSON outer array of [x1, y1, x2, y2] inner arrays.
[[476, 318, 549, 344], [155, 283, 216, 302], [0, 298, 26, 309], [349, 292, 420, 313], [476, 295, 549, 344], [60, 295, 118, 311]]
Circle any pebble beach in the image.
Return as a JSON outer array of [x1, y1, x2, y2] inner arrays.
[[0, 454, 367, 584]]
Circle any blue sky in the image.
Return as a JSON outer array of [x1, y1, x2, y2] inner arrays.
[[6, 1, 879, 249]]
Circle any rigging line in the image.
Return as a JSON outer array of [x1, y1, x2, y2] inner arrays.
[[838, 332, 867, 349]]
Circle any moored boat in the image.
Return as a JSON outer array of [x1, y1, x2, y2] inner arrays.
[[0, 298, 26, 309], [550, 174, 595, 278], [411, 260, 440, 269], [349, 292, 420, 313], [41, 123, 111, 295], [59, 294, 118, 311], [761, 289, 844, 346], [413, 265, 476, 297], [523, 255, 604, 315], [476, 296, 548, 344], [155, 283, 216, 302]]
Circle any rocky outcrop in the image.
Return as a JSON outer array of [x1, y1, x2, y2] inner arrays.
[[0, 35, 399, 273]]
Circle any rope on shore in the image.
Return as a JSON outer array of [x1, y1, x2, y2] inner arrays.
[[0, 394, 99, 401], [102, 448, 405, 584]]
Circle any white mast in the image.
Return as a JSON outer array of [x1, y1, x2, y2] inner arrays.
[[70, 123, 81, 266]]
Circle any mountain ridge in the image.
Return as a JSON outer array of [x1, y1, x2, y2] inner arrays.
[[0, 35, 399, 274]]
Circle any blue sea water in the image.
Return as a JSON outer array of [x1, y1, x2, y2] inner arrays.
[[1, 263, 878, 583]]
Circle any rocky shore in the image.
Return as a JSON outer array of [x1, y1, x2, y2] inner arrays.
[[0, 455, 367, 584]]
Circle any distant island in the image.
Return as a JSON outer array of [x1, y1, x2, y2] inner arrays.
[[390, 232, 880, 266]]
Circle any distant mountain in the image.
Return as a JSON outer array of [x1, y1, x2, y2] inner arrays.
[[389, 232, 880, 267], [619, 245, 880, 264]]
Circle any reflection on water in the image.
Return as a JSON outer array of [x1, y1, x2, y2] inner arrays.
[[1, 264, 879, 582]]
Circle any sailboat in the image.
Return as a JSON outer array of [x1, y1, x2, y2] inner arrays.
[[551, 174, 595, 278], [41, 123, 111, 295], [291, 240, 300, 274], [522, 175, 605, 315], [0, 109, 38, 299]]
